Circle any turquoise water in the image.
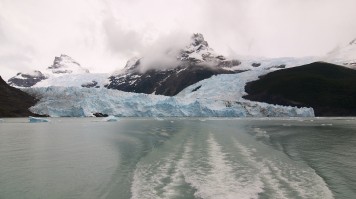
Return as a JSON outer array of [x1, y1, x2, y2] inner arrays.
[[0, 118, 355, 199]]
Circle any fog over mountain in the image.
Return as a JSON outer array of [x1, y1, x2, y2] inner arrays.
[[1, 0, 356, 79]]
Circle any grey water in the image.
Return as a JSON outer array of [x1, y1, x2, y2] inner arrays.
[[0, 118, 356, 199]]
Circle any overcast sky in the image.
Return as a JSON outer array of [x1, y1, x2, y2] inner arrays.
[[1, 0, 356, 79]]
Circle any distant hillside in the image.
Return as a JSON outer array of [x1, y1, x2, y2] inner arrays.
[[0, 76, 41, 117], [244, 62, 356, 116]]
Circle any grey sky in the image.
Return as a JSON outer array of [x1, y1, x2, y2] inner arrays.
[[1, 0, 356, 79]]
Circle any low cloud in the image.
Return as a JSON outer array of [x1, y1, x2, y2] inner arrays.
[[1, 0, 356, 78], [138, 32, 191, 72], [198, 0, 356, 57], [103, 18, 144, 56]]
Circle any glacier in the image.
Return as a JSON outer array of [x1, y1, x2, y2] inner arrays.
[[24, 69, 315, 117], [33, 73, 109, 88]]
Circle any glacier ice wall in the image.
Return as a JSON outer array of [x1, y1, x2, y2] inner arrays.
[[24, 70, 314, 117]]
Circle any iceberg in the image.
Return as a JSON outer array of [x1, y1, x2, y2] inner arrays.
[[29, 116, 50, 123], [102, 115, 118, 122]]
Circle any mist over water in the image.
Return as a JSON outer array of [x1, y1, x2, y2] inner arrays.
[[0, 118, 355, 199]]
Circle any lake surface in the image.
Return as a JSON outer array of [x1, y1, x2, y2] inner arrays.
[[0, 118, 355, 199]]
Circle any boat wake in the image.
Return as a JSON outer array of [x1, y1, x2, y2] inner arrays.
[[131, 127, 334, 199]]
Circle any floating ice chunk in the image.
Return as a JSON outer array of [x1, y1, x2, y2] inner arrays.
[[102, 115, 118, 122], [29, 116, 50, 123]]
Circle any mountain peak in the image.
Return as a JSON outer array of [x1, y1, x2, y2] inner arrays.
[[124, 57, 141, 70], [178, 33, 226, 63], [191, 33, 209, 47], [47, 54, 89, 74]]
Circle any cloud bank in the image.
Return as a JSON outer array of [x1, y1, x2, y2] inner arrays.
[[1, 0, 356, 79]]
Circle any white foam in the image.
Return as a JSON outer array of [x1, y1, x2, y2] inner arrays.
[[232, 138, 287, 199], [132, 152, 181, 199], [253, 128, 270, 139], [181, 134, 264, 199], [131, 131, 334, 199], [282, 124, 292, 126], [263, 159, 334, 199], [161, 141, 193, 198], [232, 136, 334, 199], [131, 139, 195, 199], [321, 123, 333, 126]]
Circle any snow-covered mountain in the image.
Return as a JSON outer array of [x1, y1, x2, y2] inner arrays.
[[325, 38, 356, 67], [8, 55, 109, 88], [177, 33, 240, 67], [20, 52, 315, 117], [47, 54, 89, 75], [6, 34, 356, 117], [5, 37, 318, 117], [106, 33, 241, 96]]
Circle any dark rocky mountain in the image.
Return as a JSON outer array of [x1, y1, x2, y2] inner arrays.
[[8, 54, 89, 87], [106, 33, 241, 96], [243, 62, 356, 116], [0, 76, 42, 117]]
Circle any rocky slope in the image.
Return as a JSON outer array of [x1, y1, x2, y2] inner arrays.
[[8, 71, 47, 87], [0, 76, 41, 117], [106, 33, 241, 96], [243, 62, 356, 116]]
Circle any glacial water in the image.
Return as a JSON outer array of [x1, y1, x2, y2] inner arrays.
[[0, 118, 355, 199]]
